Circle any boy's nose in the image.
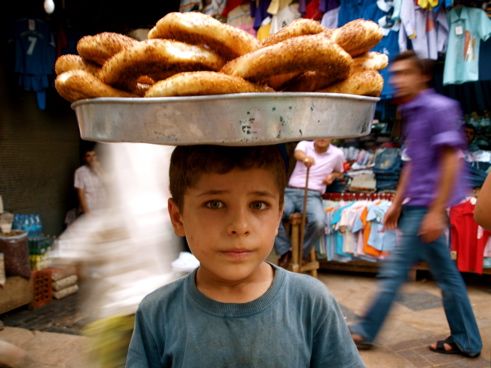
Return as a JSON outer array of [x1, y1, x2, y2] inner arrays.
[[227, 210, 250, 236]]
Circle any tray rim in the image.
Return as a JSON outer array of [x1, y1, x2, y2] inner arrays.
[[71, 92, 380, 109]]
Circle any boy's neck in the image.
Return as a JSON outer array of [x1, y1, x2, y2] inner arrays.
[[195, 262, 274, 303]]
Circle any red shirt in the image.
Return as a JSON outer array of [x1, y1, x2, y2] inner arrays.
[[450, 200, 490, 274]]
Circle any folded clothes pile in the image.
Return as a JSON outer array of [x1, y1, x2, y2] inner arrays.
[[49, 267, 79, 300]]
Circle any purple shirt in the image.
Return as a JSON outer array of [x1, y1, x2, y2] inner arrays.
[[399, 89, 469, 207]]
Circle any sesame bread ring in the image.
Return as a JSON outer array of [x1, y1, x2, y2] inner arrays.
[[264, 72, 301, 90], [148, 12, 259, 60], [261, 19, 325, 47], [77, 32, 138, 66], [283, 70, 344, 92], [55, 54, 101, 77], [55, 70, 136, 102], [282, 51, 388, 92], [329, 19, 383, 57], [145, 71, 273, 97], [221, 35, 352, 82], [319, 68, 384, 97], [100, 39, 226, 90], [352, 51, 389, 71]]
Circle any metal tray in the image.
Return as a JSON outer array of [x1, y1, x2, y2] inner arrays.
[[72, 92, 379, 146]]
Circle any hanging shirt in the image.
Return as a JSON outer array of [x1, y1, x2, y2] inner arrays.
[[449, 200, 490, 274], [227, 3, 256, 36], [250, 0, 272, 30], [203, 0, 227, 16], [14, 18, 56, 110], [338, 0, 399, 98], [270, 2, 301, 34], [443, 6, 491, 85]]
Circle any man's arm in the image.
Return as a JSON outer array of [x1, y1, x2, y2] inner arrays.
[[76, 188, 90, 214], [475, 172, 491, 230], [293, 149, 314, 167], [384, 163, 411, 230], [322, 171, 344, 185], [419, 146, 461, 242]]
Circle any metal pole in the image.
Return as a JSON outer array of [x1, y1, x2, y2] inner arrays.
[[299, 165, 310, 255]]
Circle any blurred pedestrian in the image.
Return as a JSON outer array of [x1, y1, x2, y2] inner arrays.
[[74, 145, 107, 215], [474, 172, 491, 230], [350, 51, 482, 358]]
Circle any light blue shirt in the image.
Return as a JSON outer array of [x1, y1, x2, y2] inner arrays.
[[443, 7, 491, 85], [126, 264, 365, 368]]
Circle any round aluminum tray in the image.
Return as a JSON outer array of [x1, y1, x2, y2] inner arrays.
[[72, 92, 378, 146]]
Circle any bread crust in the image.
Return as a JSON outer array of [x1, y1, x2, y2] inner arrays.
[[145, 71, 272, 97], [261, 19, 325, 47], [100, 39, 225, 90], [221, 35, 352, 82], [330, 19, 383, 57], [148, 12, 259, 60], [55, 70, 136, 102], [319, 69, 384, 97], [77, 32, 137, 65], [55, 54, 101, 77]]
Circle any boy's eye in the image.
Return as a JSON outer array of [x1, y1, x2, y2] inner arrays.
[[250, 201, 269, 210], [205, 200, 224, 209]]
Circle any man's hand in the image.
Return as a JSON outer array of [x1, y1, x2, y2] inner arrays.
[[323, 173, 337, 185], [303, 156, 315, 168], [419, 210, 446, 243], [383, 204, 401, 230]]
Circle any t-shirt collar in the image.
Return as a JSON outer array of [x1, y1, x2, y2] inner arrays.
[[399, 88, 434, 112]]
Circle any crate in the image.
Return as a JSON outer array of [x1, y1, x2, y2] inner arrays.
[[30, 269, 52, 309]]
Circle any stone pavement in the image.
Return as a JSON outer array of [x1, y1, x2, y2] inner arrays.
[[0, 271, 490, 367]]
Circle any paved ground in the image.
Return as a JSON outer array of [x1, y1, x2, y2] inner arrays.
[[0, 269, 490, 367]]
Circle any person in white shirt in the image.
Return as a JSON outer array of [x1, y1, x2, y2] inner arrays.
[[74, 146, 106, 214], [275, 139, 345, 267]]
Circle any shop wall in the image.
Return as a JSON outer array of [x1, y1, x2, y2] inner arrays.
[[0, 58, 81, 236]]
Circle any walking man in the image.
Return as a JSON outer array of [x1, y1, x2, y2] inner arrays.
[[350, 51, 482, 358]]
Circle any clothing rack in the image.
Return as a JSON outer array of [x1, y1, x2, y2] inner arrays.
[[322, 192, 395, 201]]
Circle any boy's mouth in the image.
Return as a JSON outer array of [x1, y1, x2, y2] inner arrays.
[[221, 249, 253, 260]]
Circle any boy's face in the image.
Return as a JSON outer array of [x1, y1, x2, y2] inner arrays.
[[168, 168, 283, 284]]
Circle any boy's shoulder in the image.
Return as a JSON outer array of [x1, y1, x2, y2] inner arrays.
[[138, 272, 191, 312], [274, 265, 335, 302]]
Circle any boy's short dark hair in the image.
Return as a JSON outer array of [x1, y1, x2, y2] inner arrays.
[[393, 50, 435, 79], [169, 145, 287, 210]]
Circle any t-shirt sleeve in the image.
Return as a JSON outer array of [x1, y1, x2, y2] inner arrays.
[[336, 150, 345, 172], [311, 290, 365, 368], [430, 102, 466, 150], [74, 168, 84, 189], [475, 8, 491, 41], [295, 140, 309, 154], [126, 306, 163, 368]]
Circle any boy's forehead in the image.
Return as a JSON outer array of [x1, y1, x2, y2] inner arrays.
[[187, 167, 281, 192]]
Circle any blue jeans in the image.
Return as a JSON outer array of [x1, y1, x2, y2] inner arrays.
[[274, 188, 326, 257], [350, 206, 482, 355]]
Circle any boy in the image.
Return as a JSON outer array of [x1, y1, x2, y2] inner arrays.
[[126, 145, 364, 368]]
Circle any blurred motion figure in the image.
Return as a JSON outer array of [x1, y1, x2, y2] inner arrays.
[[350, 51, 482, 358]]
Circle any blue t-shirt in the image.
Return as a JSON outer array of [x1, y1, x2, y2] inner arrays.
[[126, 264, 365, 368], [444, 7, 491, 85]]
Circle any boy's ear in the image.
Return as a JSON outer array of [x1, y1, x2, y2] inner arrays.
[[168, 198, 185, 237], [275, 203, 284, 236]]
